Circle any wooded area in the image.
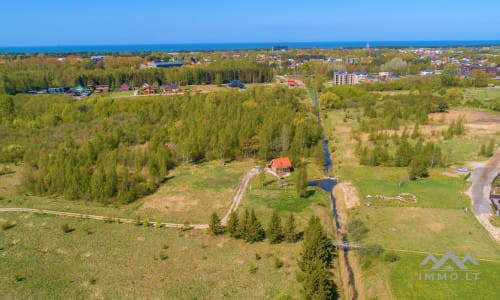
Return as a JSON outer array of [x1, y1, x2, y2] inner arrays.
[[0, 88, 321, 203]]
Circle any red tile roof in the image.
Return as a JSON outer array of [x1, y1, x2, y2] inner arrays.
[[270, 157, 292, 168]]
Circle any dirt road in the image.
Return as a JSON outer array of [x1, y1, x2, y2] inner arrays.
[[220, 167, 259, 225], [468, 148, 500, 243]]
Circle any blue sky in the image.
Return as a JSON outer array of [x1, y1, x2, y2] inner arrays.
[[1, 0, 499, 46]]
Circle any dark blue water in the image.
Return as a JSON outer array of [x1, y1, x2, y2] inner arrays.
[[1, 40, 499, 53]]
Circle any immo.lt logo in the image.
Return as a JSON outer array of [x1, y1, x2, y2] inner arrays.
[[419, 251, 480, 281]]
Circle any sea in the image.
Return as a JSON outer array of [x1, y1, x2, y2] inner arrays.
[[0, 41, 499, 53]]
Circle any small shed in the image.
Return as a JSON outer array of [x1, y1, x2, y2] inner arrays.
[[268, 157, 292, 175]]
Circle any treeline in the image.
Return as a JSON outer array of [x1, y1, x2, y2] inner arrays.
[[0, 57, 273, 94], [1, 87, 322, 203], [357, 137, 444, 179]]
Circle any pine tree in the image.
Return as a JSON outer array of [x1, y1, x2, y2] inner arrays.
[[227, 211, 240, 238], [246, 209, 265, 243], [296, 166, 308, 198], [298, 216, 333, 273], [237, 209, 250, 240], [297, 216, 335, 300], [283, 213, 297, 243], [267, 211, 283, 244], [209, 212, 223, 235], [300, 259, 335, 300]]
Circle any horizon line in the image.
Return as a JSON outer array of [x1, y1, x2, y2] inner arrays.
[[2, 39, 500, 48]]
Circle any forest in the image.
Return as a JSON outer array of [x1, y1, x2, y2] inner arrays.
[[0, 87, 321, 204], [0, 56, 273, 94]]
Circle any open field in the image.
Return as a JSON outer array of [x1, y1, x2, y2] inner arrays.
[[0, 212, 303, 299], [389, 253, 500, 300], [463, 87, 500, 102], [351, 206, 499, 259], [138, 160, 253, 224], [342, 167, 467, 209], [0, 161, 253, 225]]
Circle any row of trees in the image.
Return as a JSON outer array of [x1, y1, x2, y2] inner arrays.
[[0, 57, 273, 94], [210, 210, 299, 244], [357, 138, 444, 179]]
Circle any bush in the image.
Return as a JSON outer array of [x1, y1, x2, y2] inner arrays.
[[248, 263, 257, 274], [255, 253, 261, 260], [384, 250, 400, 262], [13, 274, 25, 282], [1, 220, 16, 231], [159, 252, 168, 261], [61, 223, 74, 233], [274, 257, 284, 269], [346, 219, 369, 242]]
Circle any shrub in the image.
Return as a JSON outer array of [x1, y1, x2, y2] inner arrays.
[[248, 263, 257, 274], [274, 257, 284, 269], [61, 223, 73, 233], [13, 274, 25, 282], [1, 220, 16, 231], [255, 253, 261, 260], [159, 252, 168, 261], [346, 219, 369, 242], [384, 251, 400, 262]]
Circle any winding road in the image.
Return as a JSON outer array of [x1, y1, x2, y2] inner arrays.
[[0, 167, 259, 230], [468, 148, 500, 243]]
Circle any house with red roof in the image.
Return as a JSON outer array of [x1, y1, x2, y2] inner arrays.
[[268, 157, 292, 176]]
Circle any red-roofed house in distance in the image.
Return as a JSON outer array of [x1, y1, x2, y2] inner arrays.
[[268, 157, 293, 177]]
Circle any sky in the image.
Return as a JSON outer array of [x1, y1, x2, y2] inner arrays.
[[1, 0, 499, 46]]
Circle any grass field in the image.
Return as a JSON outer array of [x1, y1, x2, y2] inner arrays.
[[351, 206, 499, 259], [138, 160, 253, 224], [0, 160, 339, 299], [0, 161, 254, 225], [389, 253, 500, 300], [0, 212, 304, 299], [342, 167, 467, 209], [463, 87, 500, 102]]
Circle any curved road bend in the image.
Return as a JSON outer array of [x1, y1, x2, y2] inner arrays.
[[469, 148, 500, 243]]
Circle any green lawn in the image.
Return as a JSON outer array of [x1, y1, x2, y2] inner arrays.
[[0, 212, 303, 299], [342, 166, 467, 209], [243, 170, 334, 234], [389, 253, 500, 300], [351, 206, 499, 259]]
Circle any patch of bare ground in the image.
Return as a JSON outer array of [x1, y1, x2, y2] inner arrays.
[[338, 182, 361, 209]]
